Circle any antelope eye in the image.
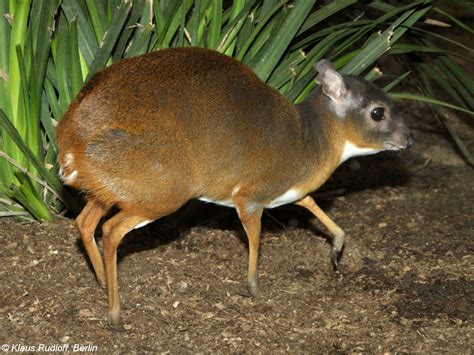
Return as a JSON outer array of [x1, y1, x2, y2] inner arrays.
[[371, 107, 385, 121]]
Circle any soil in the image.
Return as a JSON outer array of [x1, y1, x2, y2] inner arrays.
[[1, 102, 473, 352]]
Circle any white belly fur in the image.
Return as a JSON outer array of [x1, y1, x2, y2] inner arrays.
[[198, 188, 303, 210], [265, 188, 303, 208], [198, 197, 235, 208]]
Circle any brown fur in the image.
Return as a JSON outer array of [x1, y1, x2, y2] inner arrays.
[[57, 48, 411, 329], [58, 48, 318, 217]]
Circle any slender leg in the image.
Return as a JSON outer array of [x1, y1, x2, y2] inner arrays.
[[234, 196, 263, 297], [101, 211, 149, 330], [76, 199, 107, 287], [295, 195, 346, 269]]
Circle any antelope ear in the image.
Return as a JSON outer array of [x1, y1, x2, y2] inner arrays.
[[315, 59, 347, 100]]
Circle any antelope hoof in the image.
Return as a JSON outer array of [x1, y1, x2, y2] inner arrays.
[[97, 277, 106, 290], [108, 312, 124, 332], [331, 247, 341, 271], [247, 278, 259, 298]]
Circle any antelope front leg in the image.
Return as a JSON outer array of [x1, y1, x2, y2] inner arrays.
[[234, 196, 263, 297], [295, 195, 346, 269]]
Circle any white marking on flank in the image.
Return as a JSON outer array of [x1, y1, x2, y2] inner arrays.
[[339, 141, 379, 165], [133, 220, 153, 230], [231, 185, 240, 197], [198, 197, 234, 208], [63, 170, 78, 185], [266, 189, 303, 209]]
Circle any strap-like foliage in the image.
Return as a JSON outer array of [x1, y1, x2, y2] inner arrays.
[[0, 0, 472, 220]]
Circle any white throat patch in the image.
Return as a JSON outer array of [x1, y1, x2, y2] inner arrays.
[[339, 141, 380, 165]]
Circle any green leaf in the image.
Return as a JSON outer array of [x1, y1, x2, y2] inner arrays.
[[223, 0, 246, 55], [207, 0, 223, 49], [0, 0, 13, 185], [0, 109, 81, 214], [433, 6, 474, 34], [217, 0, 255, 54], [125, 0, 155, 57], [390, 43, 444, 55], [8, 0, 30, 123], [420, 70, 474, 166], [367, 1, 395, 13], [155, 0, 193, 49], [86, 0, 107, 42], [44, 77, 62, 121], [389, 92, 474, 115], [248, 0, 316, 81], [342, 3, 432, 75], [86, 0, 132, 81], [15, 45, 32, 157], [383, 70, 412, 92], [235, 0, 286, 61], [153, 0, 166, 36], [330, 25, 373, 60], [189, 0, 202, 46], [242, 2, 279, 61], [297, 0, 356, 35], [437, 56, 474, 100], [291, 20, 372, 51], [364, 67, 383, 81], [420, 63, 468, 109], [436, 109, 474, 167], [293, 29, 352, 82], [268, 48, 307, 89], [55, 12, 72, 114], [176, 0, 187, 47], [69, 18, 83, 98], [40, 100, 58, 161], [389, 43, 473, 64], [28, 0, 57, 161], [6, 172, 52, 221], [0, 1, 10, 75], [286, 69, 316, 102], [409, 25, 474, 54], [114, 0, 146, 60], [62, 0, 99, 66]]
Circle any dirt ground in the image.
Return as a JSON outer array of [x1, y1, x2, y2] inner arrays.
[[1, 98, 473, 352]]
